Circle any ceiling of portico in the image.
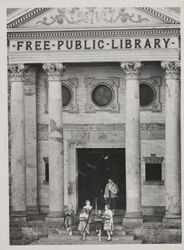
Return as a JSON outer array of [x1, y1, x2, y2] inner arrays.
[[7, 7, 180, 30]]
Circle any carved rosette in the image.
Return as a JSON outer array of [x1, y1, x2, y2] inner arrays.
[[120, 62, 143, 80], [8, 64, 28, 82], [161, 61, 180, 80], [42, 63, 65, 81]]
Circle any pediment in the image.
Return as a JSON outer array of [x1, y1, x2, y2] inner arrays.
[[7, 7, 180, 30]]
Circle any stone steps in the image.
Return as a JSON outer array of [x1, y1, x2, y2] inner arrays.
[[56, 229, 126, 236], [30, 235, 143, 245], [49, 232, 131, 240]]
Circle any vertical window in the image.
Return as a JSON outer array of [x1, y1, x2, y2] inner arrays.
[[145, 163, 162, 181], [43, 157, 49, 184]]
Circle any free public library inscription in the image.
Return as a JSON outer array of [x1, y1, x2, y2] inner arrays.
[[9, 37, 178, 51]]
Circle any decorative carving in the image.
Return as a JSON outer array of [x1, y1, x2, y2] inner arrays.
[[85, 78, 120, 113], [7, 7, 179, 29], [69, 140, 86, 147], [140, 77, 162, 112], [8, 64, 28, 82], [161, 61, 180, 80], [36, 8, 149, 26], [120, 62, 143, 79], [42, 63, 65, 81], [98, 132, 107, 141], [143, 154, 164, 164]]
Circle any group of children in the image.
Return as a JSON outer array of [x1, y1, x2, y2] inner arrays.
[[64, 200, 113, 241]]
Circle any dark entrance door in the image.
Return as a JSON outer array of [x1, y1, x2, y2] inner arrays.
[[77, 148, 126, 210]]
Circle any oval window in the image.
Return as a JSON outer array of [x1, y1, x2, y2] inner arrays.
[[62, 85, 72, 107], [140, 83, 156, 107], [92, 84, 113, 107]]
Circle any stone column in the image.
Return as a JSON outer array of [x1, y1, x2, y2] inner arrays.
[[8, 64, 28, 220], [43, 63, 65, 221], [120, 62, 143, 223], [161, 61, 181, 223]]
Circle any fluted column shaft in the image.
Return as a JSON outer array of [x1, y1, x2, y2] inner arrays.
[[161, 61, 181, 219], [120, 62, 143, 222], [43, 63, 65, 217], [8, 64, 28, 216]]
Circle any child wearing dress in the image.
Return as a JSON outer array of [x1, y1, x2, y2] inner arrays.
[[83, 200, 92, 234], [94, 209, 103, 241], [63, 204, 74, 236], [103, 204, 113, 241], [78, 209, 88, 240]]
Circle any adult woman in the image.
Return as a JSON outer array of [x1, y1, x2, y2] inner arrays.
[[104, 178, 119, 214]]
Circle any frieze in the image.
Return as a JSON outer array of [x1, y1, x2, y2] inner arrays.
[[36, 8, 149, 26], [38, 123, 164, 131], [38, 123, 165, 141]]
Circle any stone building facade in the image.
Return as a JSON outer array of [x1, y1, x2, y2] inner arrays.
[[7, 7, 181, 227]]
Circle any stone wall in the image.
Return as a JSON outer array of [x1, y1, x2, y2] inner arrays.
[[10, 62, 166, 214]]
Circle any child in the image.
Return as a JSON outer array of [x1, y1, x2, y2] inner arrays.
[[94, 209, 103, 241], [103, 204, 113, 241], [78, 209, 88, 240], [64, 204, 74, 236], [83, 200, 92, 234]]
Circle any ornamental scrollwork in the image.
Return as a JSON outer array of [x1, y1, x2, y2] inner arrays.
[[36, 7, 149, 26], [120, 62, 143, 79], [161, 61, 180, 80], [8, 64, 28, 81], [42, 63, 65, 81]]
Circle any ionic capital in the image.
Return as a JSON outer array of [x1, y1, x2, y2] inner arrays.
[[120, 62, 143, 80], [161, 61, 180, 80], [8, 64, 28, 82], [42, 63, 65, 81]]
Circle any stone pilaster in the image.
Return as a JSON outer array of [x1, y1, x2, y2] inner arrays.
[[161, 61, 181, 224], [42, 63, 65, 221], [120, 62, 143, 223], [8, 64, 28, 221]]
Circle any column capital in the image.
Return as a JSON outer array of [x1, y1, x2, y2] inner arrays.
[[161, 61, 180, 80], [42, 63, 65, 81], [120, 62, 143, 80], [8, 64, 28, 82]]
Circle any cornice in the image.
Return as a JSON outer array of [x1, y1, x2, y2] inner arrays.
[[7, 8, 49, 29], [136, 7, 180, 24], [7, 7, 180, 29], [7, 27, 180, 40]]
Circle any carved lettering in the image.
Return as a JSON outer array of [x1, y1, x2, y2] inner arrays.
[[10, 37, 178, 52]]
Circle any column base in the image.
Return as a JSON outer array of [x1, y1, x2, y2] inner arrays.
[[10, 211, 27, 226], [123, 212, 143, 225], [45, 211, 64, 226], [26, 206, 39, 215], [163, 213, 181, 227]]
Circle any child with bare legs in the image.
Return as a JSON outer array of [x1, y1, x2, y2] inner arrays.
[[103, 204, 113, 241]]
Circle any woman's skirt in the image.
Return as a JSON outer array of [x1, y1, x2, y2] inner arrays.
[[104, 219, 112, 231], [95, 221, 103, 231], [78, 221, 89, 232]]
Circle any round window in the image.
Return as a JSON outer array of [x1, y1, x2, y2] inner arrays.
[[139, 83, 156, 107], [92, 84, 113, 107], [62, 85, 72, 107]]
